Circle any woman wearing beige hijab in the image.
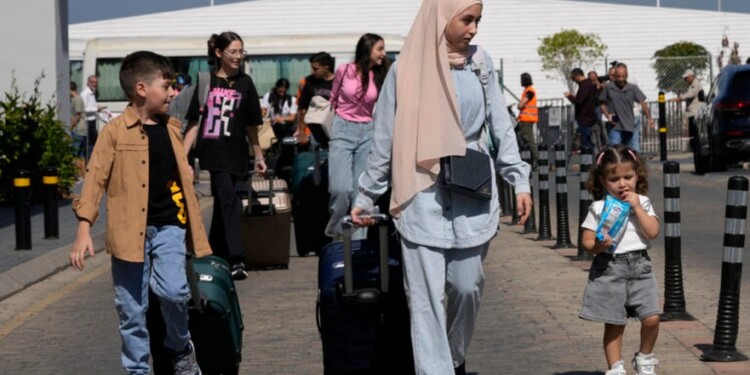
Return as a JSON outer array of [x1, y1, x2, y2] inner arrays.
[[351, 0, 532, 373]]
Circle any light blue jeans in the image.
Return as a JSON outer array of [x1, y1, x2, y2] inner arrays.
[[608, 116, 641, 152], [325, 114, 374, 240], [111, 225, 191, 375], [401, 238, 489, 374]]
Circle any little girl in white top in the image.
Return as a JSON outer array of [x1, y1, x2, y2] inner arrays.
[[579, 145, 661, 375]]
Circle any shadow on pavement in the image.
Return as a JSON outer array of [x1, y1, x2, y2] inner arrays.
[[694, 342, 714, 355], [554, 371, 604, 375]]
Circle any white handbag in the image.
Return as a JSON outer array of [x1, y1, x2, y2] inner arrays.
[[303, 95, 334, 137]]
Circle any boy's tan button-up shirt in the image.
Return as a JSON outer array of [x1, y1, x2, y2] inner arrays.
[[73, 106, 212, 262]]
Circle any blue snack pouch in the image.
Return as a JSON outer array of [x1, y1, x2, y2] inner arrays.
[[595, 194, 631, 253]]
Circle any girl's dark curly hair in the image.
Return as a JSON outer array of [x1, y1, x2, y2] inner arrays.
[[587, 145, 649, 200]]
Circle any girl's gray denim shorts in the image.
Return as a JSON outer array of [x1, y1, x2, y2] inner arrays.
[[579, 250, 661, 325]]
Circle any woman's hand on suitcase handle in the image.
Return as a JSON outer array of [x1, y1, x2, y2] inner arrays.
[[351, 207, 375, 227], [254, 159, 267, 176]]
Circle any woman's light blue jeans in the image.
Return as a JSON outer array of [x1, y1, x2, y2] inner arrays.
[[401, 238, 489, 374], [111, 225, 191, 375], [325, 114, 374, 240]]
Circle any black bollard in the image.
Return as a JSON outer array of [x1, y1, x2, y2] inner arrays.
[[658, 91, 667, 162], [43, 166, 59, 239], [14, 170, 32, 250], [552, 143, 575, 249], [520, 144, 537, 234], [535, 145, 554, 241], [572, 147, 593, 261], [660, 162, 694, 321], [500, 176, 513, 217], [702, 176, 749, 362]]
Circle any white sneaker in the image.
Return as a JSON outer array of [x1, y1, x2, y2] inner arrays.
[[632, 352, 659, 375], [605, 360, 626, 375]]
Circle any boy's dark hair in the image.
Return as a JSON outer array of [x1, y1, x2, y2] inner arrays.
[[587, 145, 649, 200], [309, 51, 335, 72], [570, 68, 584, 77], [119, 51, 175, 100], [70, 81, 78, 91]]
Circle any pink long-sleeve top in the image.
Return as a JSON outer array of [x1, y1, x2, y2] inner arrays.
[[331, 63, 379, 123]]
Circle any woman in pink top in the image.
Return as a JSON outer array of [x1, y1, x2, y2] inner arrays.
[[325, 33, 391, 240]]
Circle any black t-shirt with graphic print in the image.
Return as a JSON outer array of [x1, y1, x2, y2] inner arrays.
[[298, 75, 334, 111], [143, 120, 186, 227], [186, 72, 263, 176]]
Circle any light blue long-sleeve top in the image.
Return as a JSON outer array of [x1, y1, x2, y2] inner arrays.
[[354, 49, 531, 249]]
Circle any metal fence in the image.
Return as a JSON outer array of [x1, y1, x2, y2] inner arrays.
[[535, 101, 689, 160], [498, 54, 714, 107]]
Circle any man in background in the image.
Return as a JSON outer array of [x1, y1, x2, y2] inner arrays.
[[599, 65, 654, 152], [670, 69, 704, 156], [517, 72, 539, 170], [80, 75, 106, 154], [565, 68, 599, 151]]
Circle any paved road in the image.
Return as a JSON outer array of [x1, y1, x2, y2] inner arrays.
[[1, 154, 749, 374]]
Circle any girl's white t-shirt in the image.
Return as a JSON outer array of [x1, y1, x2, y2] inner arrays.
[[582, 194, 659, 254], [260, 92, 297, 120]]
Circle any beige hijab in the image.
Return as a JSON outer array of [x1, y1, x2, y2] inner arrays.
[[390, 0, 482, 216]]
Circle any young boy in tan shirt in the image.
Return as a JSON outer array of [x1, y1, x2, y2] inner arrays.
[[70, 51, 211, 375]]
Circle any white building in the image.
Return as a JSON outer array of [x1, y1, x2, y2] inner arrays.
[[1, 0, 69, 123], [69, 0, 750, 104]]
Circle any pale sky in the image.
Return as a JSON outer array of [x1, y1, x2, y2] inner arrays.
[[69, 0, 750, 24]]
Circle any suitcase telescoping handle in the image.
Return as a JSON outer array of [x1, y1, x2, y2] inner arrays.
[[266, 170, 277, 216], [340, 213, 390, 296], [185, 254, 204, 314]]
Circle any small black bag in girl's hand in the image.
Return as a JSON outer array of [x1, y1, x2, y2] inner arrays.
[[439, 148, 493, 201]]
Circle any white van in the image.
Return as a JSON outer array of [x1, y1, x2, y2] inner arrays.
[[80, 34, 404, 115]]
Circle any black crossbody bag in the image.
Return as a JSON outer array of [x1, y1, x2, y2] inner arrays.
[[439, 147, 493, 201]]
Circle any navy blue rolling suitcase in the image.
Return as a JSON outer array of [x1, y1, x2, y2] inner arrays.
[[316, 215, 414, 374]]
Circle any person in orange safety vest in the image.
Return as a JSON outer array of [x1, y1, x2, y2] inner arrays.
[[517, 72, 538, 170]]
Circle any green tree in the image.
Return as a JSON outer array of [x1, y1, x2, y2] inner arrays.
[[0, 74, 77, 203], [537, 29, 607, 92], [651, 41, 710, 94]]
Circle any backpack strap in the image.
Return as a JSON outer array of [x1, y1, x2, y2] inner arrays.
[[193, 71, 212, 150], [197, 71, 211, 109], [469, 45, 497, 158]]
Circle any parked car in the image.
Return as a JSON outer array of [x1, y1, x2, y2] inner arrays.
[[694, 64, 750, 174]]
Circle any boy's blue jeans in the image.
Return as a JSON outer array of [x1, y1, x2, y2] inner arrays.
[[111, 225, 190, 375]]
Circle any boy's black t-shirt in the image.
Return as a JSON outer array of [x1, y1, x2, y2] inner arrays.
[[298, 74, 334, 111], [143, 121, 186, 227], [186, 72, 263, 176]]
